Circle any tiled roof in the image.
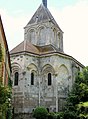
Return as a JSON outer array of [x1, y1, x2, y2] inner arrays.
[[10, 41, 39, 54], [26, 4, 62, 32], [10, 40, 57, 55], [10, 40, 84, 68]]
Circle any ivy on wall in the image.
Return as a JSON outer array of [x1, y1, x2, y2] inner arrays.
[[0, 43, 12, 119]]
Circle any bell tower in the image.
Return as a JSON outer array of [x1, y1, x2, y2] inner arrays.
[[24, 0, 63, 52]]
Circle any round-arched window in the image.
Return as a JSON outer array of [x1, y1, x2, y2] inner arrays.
[[14, 72, 19, 86], [48, 73, 52, 86], [31, 72, 34, 85]]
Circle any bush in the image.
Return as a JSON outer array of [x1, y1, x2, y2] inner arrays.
[[33, 107, 48, 119], [63, 111, 76, 119], [48, 112, 56, 119], [56, 112, 64, 119]]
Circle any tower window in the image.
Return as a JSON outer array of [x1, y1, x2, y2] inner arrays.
[[30, 30, 35, 42], [48, 73, 52, 85], [14, 72, 19, 86], [39, 27, 45, 45], [31, 72, 34, 85]]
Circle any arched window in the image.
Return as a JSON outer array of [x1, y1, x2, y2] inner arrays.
[[58, 32, 60, 48], [30, 30, 35, 42], [53, 29, 56, 41], [31, 72, 34, 85], [48, 73, 52, 86], [14, 72, 19, 86], [39, 27, 45, 45]]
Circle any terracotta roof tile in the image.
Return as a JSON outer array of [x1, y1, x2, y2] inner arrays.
[[10, 40, 57, 55], [10, 41, 39, 54]]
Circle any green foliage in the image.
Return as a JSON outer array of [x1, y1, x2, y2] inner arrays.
[[8, 77, 12, 87], [64, 67, 88, 119], [63, 111, 77, 119], [6, 108, 13, 119], [0, 83, 12, 119], [0, 43, 3, 83], [0, 43, 12, 118], [56, 112, 64, 119], [0, 84, 11, 104], [77, 102, 88, 119], [48, 112, 56, 119], [0, 43, 2, 62], [33, 107, 48, 119]]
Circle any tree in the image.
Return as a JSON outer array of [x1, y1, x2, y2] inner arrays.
[[64, 67, 88, 119], [77, 102, 88, 118]]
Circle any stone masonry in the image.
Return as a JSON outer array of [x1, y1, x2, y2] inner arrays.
[[10, 1, 84, 119]]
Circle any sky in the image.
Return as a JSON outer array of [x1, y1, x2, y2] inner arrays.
[[0, 0, 88, 66]]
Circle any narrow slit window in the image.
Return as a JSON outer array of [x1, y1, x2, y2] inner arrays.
[[14, 72, 19, 86], [31, 72, 34, 85], [48, 73, 52, 85]]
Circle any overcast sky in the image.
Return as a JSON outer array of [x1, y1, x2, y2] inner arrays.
[[0, 0, 88, 66]]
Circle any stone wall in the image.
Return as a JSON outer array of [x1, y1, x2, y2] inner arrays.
[[11, 52, 82, 114], [24, 21, 63, 52], [13, 113, 35, 119]]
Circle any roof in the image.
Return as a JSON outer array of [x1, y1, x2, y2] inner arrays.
[[10, 4, 84, 68], [10, 40, 59, 55], [10, 40, 84, 68], [26, 4, 63, 32]]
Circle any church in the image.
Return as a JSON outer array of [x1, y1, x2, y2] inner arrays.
[[10, 0, 84, 118]]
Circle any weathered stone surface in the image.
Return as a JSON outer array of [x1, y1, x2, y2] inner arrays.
[[13, 113, 35, 119], [10, 2, 84, 119]]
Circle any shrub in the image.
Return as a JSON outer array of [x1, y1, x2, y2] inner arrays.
[[63, 111, 76, 119], [56, 112, 64, 119], [33, 107, 48, 119], [48, 112, 56, 119]]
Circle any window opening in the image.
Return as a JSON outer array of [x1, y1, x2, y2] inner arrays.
[[14, 72, 19, 86], [48, 73, 52, 85], [31, 72, 34, 85]]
